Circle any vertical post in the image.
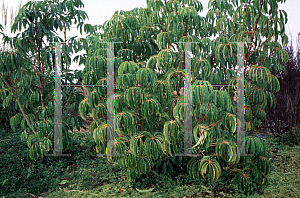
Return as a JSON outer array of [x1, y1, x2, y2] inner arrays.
[[184, 42, 193, 156], [49, 41, 122, 157], [97, 41, 122, 157], [106, 42, 116, 156], [235, 42, 252, 157], [177, 41, 252, 157], [47, 42, 70, 157], [227, 41, 252, 157], [175, 41, 200, 157]]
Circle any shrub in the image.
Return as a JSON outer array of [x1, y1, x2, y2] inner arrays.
[[78, 0, 289, 196]]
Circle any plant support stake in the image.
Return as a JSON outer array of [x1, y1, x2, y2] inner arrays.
[[47, 42, 70, 157]]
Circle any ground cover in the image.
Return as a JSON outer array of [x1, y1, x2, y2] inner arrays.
[[0, 126, 299, 198]]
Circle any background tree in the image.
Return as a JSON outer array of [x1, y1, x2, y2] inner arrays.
[[0, 0, 95, 159], [264, 33, 300, 145], [78, 0, 289, 195], [0, 0, 25, 128]]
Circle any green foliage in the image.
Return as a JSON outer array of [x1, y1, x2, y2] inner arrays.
[[0, 0, 97, 161], [77, 0, 289, 196], [0, 85, 32, 128], [0, 0, 291, 196]]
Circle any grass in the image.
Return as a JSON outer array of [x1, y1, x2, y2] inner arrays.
[[0, 126, 299, 198]]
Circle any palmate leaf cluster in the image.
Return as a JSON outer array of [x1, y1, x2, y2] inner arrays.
[[78, 0, 288, 195], [0, 0, 96, 160]]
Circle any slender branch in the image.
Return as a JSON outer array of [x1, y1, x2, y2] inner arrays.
[[29, 39, 36, 51], [157, 12, 163, 31], [132, 49, 138, 63], [0, 72, 37, 134], [247, 54, 268, 70], [44, 95, 55, 104], [229, 19, 238, 34], [248, 33, 274, 58], [149, 37, 160, 52], [254, 14, 261, 31], [244, 6, 251, 32], [147, 26, 157, 40], [246, 47, 276, 72], [173, 51, 182, 64], [163, 0, 167, 13]]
